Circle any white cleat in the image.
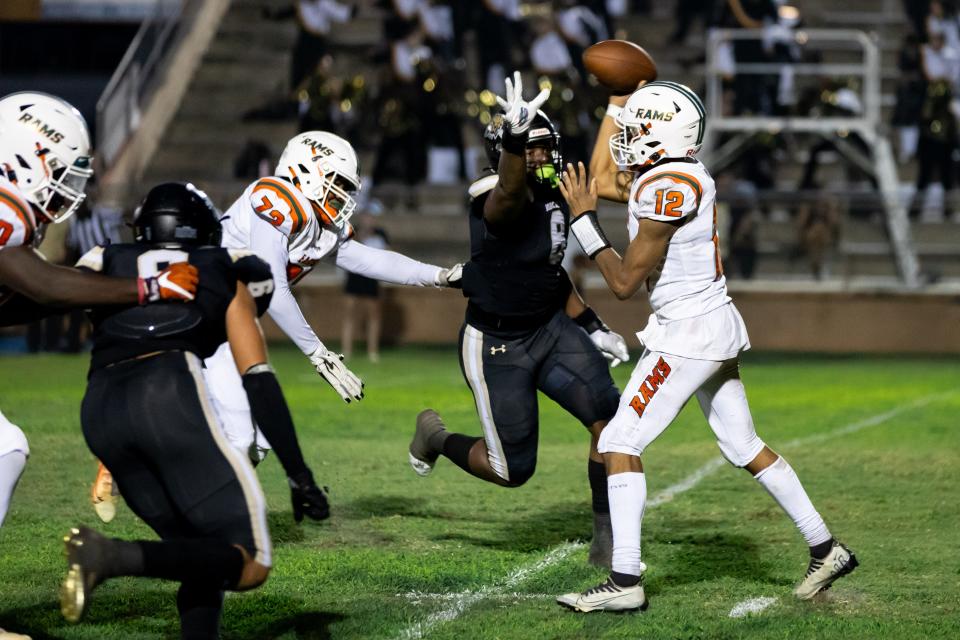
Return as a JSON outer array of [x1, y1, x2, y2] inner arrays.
[[408, 410, 445, 477], [794, 541, 859, 600], [557, 576, 648, 613]]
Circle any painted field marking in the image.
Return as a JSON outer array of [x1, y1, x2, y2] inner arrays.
[[394, 391, 953, 639], [729, 596, 778, 618]]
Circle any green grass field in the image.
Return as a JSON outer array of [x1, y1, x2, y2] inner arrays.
[[0, 346, 958, 639]]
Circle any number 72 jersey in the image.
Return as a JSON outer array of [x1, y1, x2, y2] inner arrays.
[[627, 158, 730, 322]]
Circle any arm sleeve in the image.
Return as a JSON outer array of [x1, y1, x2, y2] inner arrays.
[[334, 238, 442, 287], [250, 222, 323, 355]]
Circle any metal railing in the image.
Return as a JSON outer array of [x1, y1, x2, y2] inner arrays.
[[702, 28, 920, 288], [96, 0, 184, 169]]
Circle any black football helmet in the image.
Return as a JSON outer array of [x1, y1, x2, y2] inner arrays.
[[133, 182, 221, 247], [483, 110, 563, 187]]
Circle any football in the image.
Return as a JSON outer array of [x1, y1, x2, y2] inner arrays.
[[582, 40, 658, 94]]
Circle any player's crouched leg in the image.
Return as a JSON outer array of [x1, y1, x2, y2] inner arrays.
[[0, 410, 29, 528]]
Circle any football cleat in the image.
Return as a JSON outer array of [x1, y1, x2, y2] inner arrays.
[[409, 409, 446, 476], [0, 629, 32, 639], [557, 576, 648, 613], [588, 512, 613, 569], [794, 540, 859, 600], [91, 462, 116, 524], [60, 526, 110, 623]]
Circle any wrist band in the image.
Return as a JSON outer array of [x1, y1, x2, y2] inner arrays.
[[573, 307, 605, 334], [606, 104, 623, 120], [570, 211, 611, 258], [501, 128, 528, 156]]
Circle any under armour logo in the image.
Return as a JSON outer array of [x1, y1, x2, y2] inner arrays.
[[490, 345, 506, 355]]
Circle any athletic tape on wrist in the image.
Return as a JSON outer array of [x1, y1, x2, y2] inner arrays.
[[570, 211, 611, 258], [606, 103, 623, 120]]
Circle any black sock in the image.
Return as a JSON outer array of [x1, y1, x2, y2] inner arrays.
[[588, 459, 609, 515], [810, 538, 835, 560], [427, 428, 451, 452], [610, 571, 640, 588], [442, 434, 481, 474], [177, 583, 224, 640], [139, 539, 245, 590]]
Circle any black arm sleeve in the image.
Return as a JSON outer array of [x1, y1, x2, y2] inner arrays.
[[241, 365, 309, 479]]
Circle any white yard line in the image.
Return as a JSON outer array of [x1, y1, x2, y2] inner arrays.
[[394, 391, 953, 639], [729, 596, 778, 618]]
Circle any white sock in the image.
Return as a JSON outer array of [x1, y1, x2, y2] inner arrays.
[[608, 471, 647, 577], [0, 451, 27, 527], [754, 456, 831, 547]]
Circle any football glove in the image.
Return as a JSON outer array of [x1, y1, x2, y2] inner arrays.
[[589, 328, 630, 368], [574, 307, 630, 368], [495, 70, 550, 135], [308, 345, 364, 402], [435, 263, 463, 288], [288, 470, 330, 523], [138, 263, 199, 304]]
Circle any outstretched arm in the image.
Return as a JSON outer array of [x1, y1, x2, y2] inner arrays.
[[335, 238, 444, 286], [227, 284, 329, 522], [590, 94, 637, 203], [561, 162, 678, 300], [0, 245, 137, 307]]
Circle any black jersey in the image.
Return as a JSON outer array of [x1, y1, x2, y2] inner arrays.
[[81, 244, 273, 371], [461, 174, 571, 336]]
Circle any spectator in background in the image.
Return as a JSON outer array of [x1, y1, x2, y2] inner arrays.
[[477, 0, 524, 92], [927, 0, 960, 50], [798, 86, 873, 191], [796, 196, 841, 280], [911, 31, 960, 219], [905, 0, 932, 38], [264, 0, 355, 91], [892, 34, 926, 162], [555, 0, 608, 77], [669, 0, 717, 45], [721, 174, 760, 279], [341, 210, 389, 362], [372, 21, 432, 205]]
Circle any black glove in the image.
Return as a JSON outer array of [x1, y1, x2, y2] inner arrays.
[[289, 470, 330, 523]]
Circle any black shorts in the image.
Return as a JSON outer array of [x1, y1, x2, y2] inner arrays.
[[81, 351, 271, 566], [457, 310, 620, 485]]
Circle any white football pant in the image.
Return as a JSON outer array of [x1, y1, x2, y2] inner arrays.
[[203, 342, 271, 461], [599, 350, 765, 467], [0, 408, 29, 527]]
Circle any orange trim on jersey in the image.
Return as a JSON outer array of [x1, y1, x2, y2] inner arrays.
[[255, 178, 307, 234], [0, 187, 34, 246], [636, 171, 703, 206]]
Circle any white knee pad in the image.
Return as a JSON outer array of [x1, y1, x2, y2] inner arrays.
[[0, 411, 29, 458], [717, 434, 765, 468]]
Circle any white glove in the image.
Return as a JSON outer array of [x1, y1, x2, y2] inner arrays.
[[589, 328, 630, 368], [307, 346, 364, 402], [495, 70, 550, 135], [435, 263, 463, 288]]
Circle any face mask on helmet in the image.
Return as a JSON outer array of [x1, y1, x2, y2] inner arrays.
[[0, 92, 94, 224], [278, 132, 361, 230], [484, 111, 563, 187]]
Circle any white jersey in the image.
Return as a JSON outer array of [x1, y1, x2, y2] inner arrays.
[[219, 176, 442, 355], [627, 160, 749, 361], [627, 159, 728, 321], [0, 175, 37, 251]]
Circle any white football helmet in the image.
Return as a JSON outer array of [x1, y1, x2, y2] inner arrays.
[[610, 81, 706, 168], [0, 91, 93, 223], [276, 131, 360, 229]]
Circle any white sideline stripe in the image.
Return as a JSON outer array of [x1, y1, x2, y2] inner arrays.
[[394, 391, 952, 639], [729, 596, 778, 618], [395, 542, 583, 640], [399, 591, 553, 603]]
